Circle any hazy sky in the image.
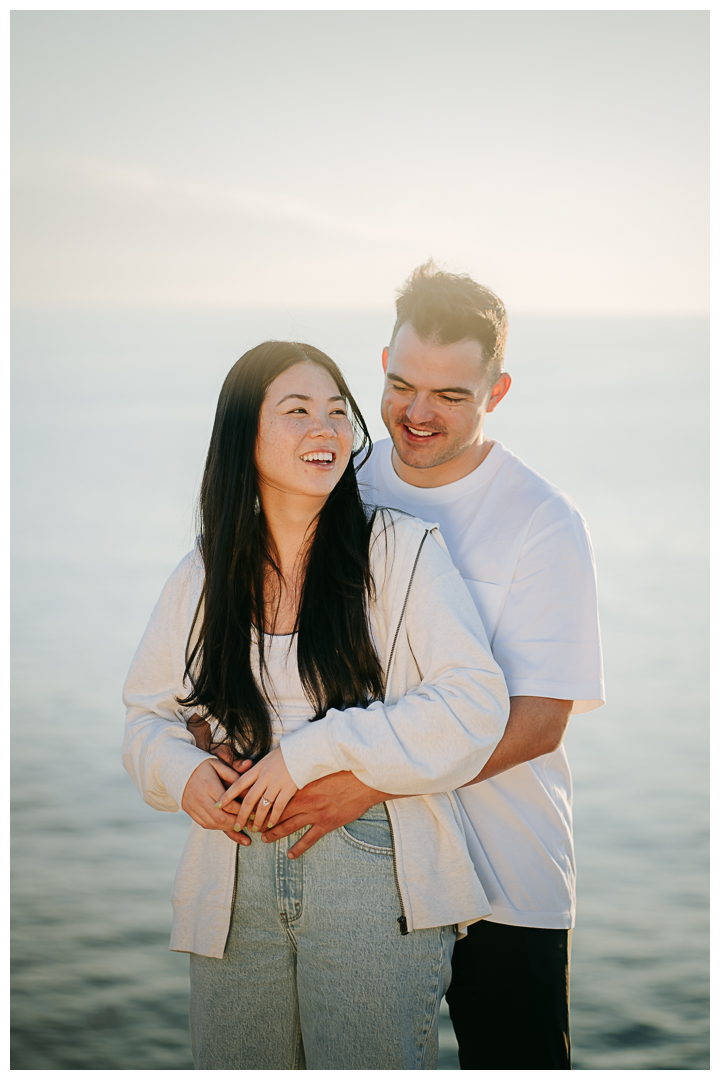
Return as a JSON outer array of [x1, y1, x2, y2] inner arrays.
[[11, 10, 708, 314]]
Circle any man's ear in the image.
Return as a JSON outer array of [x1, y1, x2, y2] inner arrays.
[[382, 347, 389, 374], [486, 373, 512, 414]]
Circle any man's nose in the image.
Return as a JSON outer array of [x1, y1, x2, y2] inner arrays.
[[405, 395, 435, 425]]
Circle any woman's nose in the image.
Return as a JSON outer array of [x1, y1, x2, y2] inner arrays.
[[309, 415, 338, 437]]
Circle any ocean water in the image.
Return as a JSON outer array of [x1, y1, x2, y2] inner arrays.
[[11, 308, 709, 1070]]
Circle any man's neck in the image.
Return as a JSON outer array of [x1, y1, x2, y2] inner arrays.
[[390, 437, 495, 488]]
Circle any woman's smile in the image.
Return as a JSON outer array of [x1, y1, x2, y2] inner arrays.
[[299, 449, 337, 467]]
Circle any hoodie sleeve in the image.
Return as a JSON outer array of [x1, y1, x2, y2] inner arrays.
[[279, 528, 510, 794], [122, 554, 214, 812]]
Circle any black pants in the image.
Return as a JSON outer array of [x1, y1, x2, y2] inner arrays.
[[446, 919, 572, 1070]]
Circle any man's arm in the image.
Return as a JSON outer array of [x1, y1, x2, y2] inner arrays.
[[460, 695, 572, 785], [261, 696, 572, 857]]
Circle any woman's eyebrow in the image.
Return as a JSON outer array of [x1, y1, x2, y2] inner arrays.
[[277, 393, 310, 404], [276, 393, 346, 405]]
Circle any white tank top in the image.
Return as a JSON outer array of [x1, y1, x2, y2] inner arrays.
[[251, 633, 315, 748]]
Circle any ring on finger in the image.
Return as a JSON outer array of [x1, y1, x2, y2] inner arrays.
[[261, 797, 272, 807]]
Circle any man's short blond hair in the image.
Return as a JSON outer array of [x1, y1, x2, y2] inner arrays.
[[391, 260, 508, 384]]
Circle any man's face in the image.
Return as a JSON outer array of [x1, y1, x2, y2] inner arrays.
[[380, 322, 493, 471]]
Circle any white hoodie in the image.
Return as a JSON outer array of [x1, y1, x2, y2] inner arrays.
[[122, 511, 510, 958]]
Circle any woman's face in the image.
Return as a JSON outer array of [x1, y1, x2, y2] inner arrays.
[[255, 361, 354, 506]]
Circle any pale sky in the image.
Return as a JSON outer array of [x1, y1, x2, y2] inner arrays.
[[11, 10, 709, 314]]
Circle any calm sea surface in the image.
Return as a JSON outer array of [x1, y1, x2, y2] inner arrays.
[[11, 309, 709, 1070]]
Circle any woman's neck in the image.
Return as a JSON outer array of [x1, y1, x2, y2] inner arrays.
[[259, 484, 327, 632], [260, 486, 326, 576]]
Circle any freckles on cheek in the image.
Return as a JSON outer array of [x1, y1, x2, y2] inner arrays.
[[255, 425, 286, 476]]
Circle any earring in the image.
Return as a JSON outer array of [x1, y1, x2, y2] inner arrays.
[[254, 495, 261, 516]]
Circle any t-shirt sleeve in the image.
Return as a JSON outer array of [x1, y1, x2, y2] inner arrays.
[[492, 503, 605, 713]]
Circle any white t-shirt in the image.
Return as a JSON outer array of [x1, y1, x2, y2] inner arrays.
[[358, 438, 605, 929], [251, 634, 314, 746]]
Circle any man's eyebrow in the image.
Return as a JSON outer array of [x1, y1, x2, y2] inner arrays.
[[386, 372, 473, 396], [433, 385, 474, 396], [276, 393, 346, 405], [386, 372, 415, 389]]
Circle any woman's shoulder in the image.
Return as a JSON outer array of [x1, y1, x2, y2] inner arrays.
[[366, 506, 455, 584], [154, 544, 205, 618], [367, 505, 440, 546], [170, 542, 204, 583]]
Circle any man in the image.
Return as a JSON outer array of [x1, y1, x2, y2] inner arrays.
[[261, 262, 605, 1069]]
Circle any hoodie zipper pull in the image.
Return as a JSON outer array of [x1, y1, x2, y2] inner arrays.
[[397, 915, 409, 936]]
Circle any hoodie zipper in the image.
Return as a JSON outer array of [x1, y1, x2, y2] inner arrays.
[[385, 528, 429, 937], [387, 808, 409, 935], [385, 530, 429, 684], [222, 845, 240, 952], [223, 528, 430, 947]]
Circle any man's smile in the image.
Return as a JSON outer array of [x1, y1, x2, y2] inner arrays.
[[399, 421, 444, 443]]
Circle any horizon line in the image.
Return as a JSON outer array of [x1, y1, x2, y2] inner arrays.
[[10, 302, 710, 320]]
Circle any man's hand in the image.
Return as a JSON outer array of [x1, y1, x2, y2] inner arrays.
[[261, 697, 573, 857], [261, 772, 391, 859], [181, 758, 251, 846]]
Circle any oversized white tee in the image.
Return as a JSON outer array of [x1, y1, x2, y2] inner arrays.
[[358, 438, 605, 928]]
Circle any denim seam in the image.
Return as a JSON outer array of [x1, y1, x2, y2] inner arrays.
[[338, 826, 393, 855], [285, 853, 304, 927], [417, 928, 448, 1069], [275, 838, 304, 932], [280, 912, 300, 951], [291, 950, 304, 1069], [291, 1018, 304, 1070]]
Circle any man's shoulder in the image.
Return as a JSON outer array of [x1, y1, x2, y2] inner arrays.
[[359, 437, 585, 533], [490, 442, 584, 527]]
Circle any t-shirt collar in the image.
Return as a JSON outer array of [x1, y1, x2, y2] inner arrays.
[[380, 438, 506, 504]]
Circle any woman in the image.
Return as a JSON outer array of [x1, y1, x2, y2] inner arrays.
[[123, 341, 509, 1070]]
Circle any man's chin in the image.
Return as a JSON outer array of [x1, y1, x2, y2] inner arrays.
[[391, 437, 453, 471]]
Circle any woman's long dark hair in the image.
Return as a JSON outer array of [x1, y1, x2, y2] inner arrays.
[[178, 340, 385, 759]]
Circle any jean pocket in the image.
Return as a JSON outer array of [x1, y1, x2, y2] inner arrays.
[[340, 805, 393, 854]]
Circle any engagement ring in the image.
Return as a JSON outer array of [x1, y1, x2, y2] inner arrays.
[[261, 797, 271, 807]]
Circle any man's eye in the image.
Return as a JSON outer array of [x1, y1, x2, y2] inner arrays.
[[390, 384, 411, 392], [440, 396, 463, 404]]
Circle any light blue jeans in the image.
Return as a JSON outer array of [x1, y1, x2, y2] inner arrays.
[[189, 804, 455, 1069]]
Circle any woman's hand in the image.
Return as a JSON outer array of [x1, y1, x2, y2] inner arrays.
[[216, 747, 298, 835], [181, 758, 252, 846]]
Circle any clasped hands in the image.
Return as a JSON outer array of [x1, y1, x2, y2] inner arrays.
[[181, 715, 384, 858]]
